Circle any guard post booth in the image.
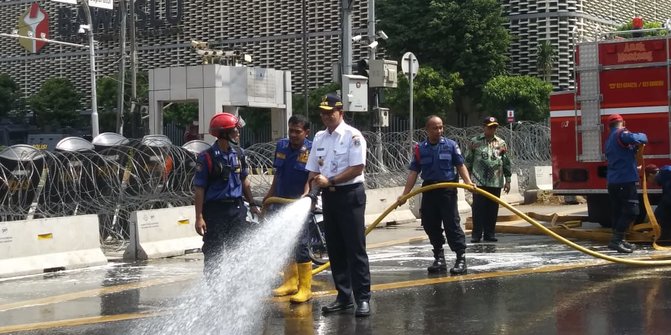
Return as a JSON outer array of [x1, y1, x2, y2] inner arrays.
[[147, 64, 292, 142]]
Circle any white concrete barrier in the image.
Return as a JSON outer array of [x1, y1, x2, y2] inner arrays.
[[407, 182, 473, 220], [501, 173, 524, 204], [365, 187, 417, 226], [528, 166, 553, 190], [457, 187, 471, 213], [124, 206, 201, 260], [0, 215, 107, 278]]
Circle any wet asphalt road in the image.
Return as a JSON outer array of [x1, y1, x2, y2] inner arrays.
[[2, 233, 671, 334]]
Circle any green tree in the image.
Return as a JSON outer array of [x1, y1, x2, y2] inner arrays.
[[382, 66, 464, 122], [616, 20, 666, 37], [292, 82, 339, 125], [96, 76, 119, 132], [378, 0, 510, 120], [481, 75, 553, 123], [94, 71, 150, 135], [0, 73, 20, 118], [163, 102, 198, 127], [536, 41, 556, 83], [28, 77, 82, 129]]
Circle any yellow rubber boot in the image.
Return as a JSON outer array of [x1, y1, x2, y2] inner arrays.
[[289, 262, 313, 304], [272, 263, 298, 297]]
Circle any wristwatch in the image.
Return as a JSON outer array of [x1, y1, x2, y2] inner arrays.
[[328, 176, 336, 186]]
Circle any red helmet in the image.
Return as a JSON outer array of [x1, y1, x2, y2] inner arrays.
[[209, 113, 244, 137], [607, 114, 624, 124], [645, 164, 659, 175]]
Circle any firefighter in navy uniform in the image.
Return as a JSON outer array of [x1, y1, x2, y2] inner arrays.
[[605, 113, 648, 253], [265, 115, 314, 304], [193, 113, 261, 279], [306, 94, 372, 317], [399, 115, 475, 275], [644, 164, 671, 242]]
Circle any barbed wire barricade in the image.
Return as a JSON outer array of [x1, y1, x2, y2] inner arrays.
[[0, 122, 550, 248]]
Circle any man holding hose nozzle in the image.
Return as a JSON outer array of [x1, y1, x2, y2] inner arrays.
[[305, 94, 371, 317], [398, 115, 475, 275], [264, 115, 313, 304]]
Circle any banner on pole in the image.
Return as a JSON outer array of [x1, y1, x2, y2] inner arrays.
[[88, 0, 113, 10]]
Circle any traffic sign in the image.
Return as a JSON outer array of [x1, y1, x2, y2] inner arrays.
[[507, 109, 515, 123], [401, 52, 419, 79]]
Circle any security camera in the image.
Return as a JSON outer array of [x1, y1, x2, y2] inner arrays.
[[78, 24, 90, 34], [368, 40, 378, 50], [352, 35, 363, 42], [190, 40, 208, 49], [377, 30, 388, 40]]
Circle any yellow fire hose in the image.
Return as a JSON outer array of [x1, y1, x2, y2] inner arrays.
[[639, 145, 671, 251], [264, 181, 671, 277]]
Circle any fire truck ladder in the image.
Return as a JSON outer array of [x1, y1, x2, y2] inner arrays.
[[575, 42, 603, 162]]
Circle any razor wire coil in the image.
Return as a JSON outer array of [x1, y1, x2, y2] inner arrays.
[[0, 122, 550, 246]]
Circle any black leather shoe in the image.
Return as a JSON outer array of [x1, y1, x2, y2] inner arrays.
[[355, 301, 370, 317], [621, 240, 636, 250], [449, 254, 467, 275], [484, 237, 498, 242], [470, 238, 481, 243], [322, 300, 354, 313], [608, 241, 633, 253]]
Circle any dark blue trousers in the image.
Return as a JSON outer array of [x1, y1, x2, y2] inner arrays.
[[607, 182, 639, 234], [421, 187, 467, 253], [322, 183, 371, 303], [202, 199, 248, 276]]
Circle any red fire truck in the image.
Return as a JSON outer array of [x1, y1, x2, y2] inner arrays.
[[550, 27, 670, 227]]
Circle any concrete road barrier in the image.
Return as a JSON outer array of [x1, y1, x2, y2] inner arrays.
[[365, 187, 416, 227], [502, 173, 524, 204], [528, 166, 553, 190], [0, 215, 107, 278], [124, 206, 201, 260]]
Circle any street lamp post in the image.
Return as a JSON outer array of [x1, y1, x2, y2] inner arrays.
[[0, 26, 98, 136], [81, 1, 99, 137]]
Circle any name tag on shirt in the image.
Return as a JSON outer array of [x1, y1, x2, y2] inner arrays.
[[438, 153, 450, 160]]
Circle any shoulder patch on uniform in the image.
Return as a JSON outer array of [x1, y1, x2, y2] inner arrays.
[[352, 135, 361, 147], [276, 152, 286, 159], [455, 144, 462, 155]]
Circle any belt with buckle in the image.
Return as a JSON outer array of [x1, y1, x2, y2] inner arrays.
[[324, 183, 362, 193], [209, 197, 242, 204]]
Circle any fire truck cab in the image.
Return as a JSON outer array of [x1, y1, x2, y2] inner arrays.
[[550, 26, 671, 227]]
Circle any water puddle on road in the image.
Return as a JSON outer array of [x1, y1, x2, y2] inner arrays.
[[132, 198, 312, 335]]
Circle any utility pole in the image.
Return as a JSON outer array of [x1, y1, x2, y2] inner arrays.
[[368, 0, 384, 167], [341, 0, 353, 87], [82, 1, 99, 137], [116, 0, 127, 134]]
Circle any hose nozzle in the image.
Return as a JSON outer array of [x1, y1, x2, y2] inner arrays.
[[306, 187, 321, 204]]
